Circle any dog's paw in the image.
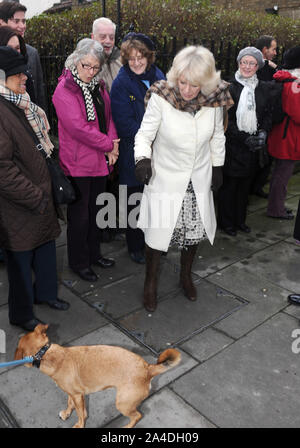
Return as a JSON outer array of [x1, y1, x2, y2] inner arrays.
[[59, 410, 71, 421]]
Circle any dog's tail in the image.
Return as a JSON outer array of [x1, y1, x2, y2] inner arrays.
[[148, 348, 181, 378]]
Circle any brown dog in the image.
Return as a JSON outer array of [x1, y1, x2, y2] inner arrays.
[[14, 324, 181, 428]]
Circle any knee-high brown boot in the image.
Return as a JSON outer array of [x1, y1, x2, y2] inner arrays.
[[180, 244, 198, 301], [144, 244, 161, 312]]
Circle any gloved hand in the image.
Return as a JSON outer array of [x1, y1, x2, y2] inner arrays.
[[135, 158, 152, 185], [211, 166, 223, 192], [245, 130, 267, 152], [256, 129, 267, 147], [245, 135, 260, 150]]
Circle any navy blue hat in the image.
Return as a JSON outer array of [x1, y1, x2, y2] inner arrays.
[[122, 32, 155, 51], [0, 46, 28, 77]]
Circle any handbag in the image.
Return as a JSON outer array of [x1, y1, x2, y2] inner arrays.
[[37, 143, 76, 204]]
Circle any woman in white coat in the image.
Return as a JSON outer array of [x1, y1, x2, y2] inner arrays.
[[134, 46, 233, 312]]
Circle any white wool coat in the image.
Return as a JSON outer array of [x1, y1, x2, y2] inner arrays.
[[134, 93, 226, 252]]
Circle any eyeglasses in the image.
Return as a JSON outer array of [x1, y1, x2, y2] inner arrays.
[[128, 56, 145, 63], [240, 60, 257, 68], [10, 18, 26, 25], [81, 63, 101, 73]]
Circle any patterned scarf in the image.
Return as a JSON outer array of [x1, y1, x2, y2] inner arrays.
[[71, 67, 99, 121], [145, 79, 234, 115], [235, 69, 259, 135], [0, 83, 53, 156]]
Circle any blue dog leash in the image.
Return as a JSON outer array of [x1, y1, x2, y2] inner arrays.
[[0, 356, 34, 368], [0, 343, 51, 369]]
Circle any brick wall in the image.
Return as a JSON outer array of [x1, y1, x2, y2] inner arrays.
[[211, 0, 300, 18]]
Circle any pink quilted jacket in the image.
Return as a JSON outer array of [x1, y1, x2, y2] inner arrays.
[[52, 69, 118, 177]]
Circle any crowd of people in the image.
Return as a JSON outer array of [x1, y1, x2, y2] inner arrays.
[[0, 0, 300, 330]]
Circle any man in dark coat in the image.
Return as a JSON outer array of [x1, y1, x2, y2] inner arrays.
[[0, 1, 47, 111], [256, 35, 278, 82], [250, 35, 278, 198]]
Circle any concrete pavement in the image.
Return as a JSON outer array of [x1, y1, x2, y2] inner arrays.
[[0, 172, 300, 428]]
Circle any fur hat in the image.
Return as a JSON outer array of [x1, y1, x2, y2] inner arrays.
[[282, 46, 300, 70], [237, 46, 264, 70], [0, 46, 28, 77]]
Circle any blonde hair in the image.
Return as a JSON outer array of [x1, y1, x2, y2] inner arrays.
[[167, 46, 221, 95]]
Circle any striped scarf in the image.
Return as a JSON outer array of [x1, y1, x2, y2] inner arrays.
[[0, 84, 53, 156], [145, 79, 234, 114], [71, 67, 99, 121]]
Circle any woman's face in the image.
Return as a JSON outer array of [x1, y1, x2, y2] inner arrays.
[[177, 74, 201, 101], [6, 72, 27, 94], [239, 56, 258, 78], [76, 54, 101, 83], [7, 35, 21, 53], [128, 49, 147, 75]]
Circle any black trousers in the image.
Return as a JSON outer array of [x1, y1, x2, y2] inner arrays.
[[67, 176, 107, 271], [217, 174, 253, 229], [126, 185, 145, 253], [5, 240, 58, 324]]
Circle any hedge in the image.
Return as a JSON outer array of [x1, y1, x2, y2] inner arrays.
[[25, 0, 300, 56]]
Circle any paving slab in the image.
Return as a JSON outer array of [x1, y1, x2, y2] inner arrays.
[[207, 263, 291, 339], [106, 388, 216, 428], [119, 278, 247, 353], [166, 232, 268, 278], [171, 312, 300, 428], [82, 258, 199, 320], [235, 241, 300, 292], [246, 209, 296, 245], [180, 327, 234, 362], [60, 248, 146, 297]]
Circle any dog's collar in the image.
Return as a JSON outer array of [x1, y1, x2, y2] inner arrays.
[[32, 343, 51, 369]]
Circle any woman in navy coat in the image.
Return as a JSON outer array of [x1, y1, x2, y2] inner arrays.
[[110, 32, 165, 263]]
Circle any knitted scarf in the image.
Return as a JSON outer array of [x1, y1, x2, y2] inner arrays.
[[235, 69, 259, 135], [144, 79, 234, 115], [0, 83, 53, 156], [71, 67, 99, 121]]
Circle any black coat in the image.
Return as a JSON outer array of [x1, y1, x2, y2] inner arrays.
[[224, 78, 272, 177]]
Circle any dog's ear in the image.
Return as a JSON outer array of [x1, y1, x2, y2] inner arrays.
[[14, 347, 23, 360], [34, 324, 49, 335]]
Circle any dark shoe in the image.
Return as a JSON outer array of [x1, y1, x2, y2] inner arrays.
[[130, 250, 146, 264], [93, 257, 115, 268], [255, 189, 268, 199], [73, 267, 98, 282], [285, 208, 293, 215], [10, 317, 45, 332], [268, 213, 294, 220], [223, 227, 237, 237], [288, 294, 300, 305], [238, 224, 251, 233], [35, 298, 70, 311]]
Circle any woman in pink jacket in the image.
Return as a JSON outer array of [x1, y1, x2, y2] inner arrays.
[[53, 38, 119, 282]]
